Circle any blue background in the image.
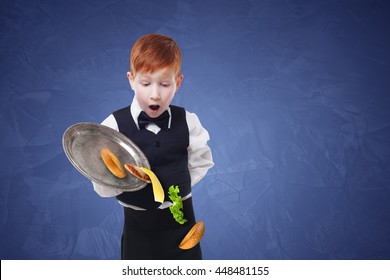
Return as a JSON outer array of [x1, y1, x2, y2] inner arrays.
[[1, 0, 390, 260]]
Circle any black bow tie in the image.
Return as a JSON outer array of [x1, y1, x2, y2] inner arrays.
[[138, 110, 170, 130]]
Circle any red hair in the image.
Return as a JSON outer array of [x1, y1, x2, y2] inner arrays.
[[130, 34, 182, 78]]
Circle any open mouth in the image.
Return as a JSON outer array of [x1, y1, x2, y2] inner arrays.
[[149, 105, 160, 111]]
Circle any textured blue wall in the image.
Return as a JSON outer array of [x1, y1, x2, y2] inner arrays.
[[1, 0, 389, 260]]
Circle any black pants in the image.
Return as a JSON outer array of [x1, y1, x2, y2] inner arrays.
[[121, 197, 202, 260]]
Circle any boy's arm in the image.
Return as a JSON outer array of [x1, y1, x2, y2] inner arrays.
[[91, 114, 124, 197], [186, 111, 214, 186]]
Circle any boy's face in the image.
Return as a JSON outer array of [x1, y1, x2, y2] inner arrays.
[[128, 68, 183, 118]]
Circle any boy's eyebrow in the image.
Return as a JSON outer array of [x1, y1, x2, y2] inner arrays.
[[137, 73, 151, 78], [160, 75, 174, 80], [138, 73, 174, 80]]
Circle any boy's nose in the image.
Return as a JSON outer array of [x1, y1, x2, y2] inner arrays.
[[150, 86, 161, 100]]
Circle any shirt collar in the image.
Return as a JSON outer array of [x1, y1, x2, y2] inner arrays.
[[130, 97, 172, 129]]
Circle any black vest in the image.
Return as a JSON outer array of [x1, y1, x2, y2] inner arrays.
[[113, 105, 191, 209]]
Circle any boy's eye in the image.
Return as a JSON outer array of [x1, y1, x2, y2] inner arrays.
[[161, 83, 170, 87], [141, 82, 150, 87]]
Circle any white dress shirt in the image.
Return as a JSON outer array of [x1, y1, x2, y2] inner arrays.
[[92, 97, 214, 210]]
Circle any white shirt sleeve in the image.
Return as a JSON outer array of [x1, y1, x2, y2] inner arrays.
[[186, 111, 214, 186], [91, 114, 124, 197], [101, 114, 119, 131]]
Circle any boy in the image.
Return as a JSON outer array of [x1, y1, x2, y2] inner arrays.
[[92, 34, 214, 259]]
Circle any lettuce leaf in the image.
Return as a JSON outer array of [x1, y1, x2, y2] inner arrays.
[[168, 185, 187, 224]]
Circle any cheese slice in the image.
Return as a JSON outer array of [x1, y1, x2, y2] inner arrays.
[[139, 167, 165, 203]]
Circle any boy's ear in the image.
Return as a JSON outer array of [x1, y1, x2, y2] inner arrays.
[[127, 71, 134, 90], [175, 74, 184, 92]]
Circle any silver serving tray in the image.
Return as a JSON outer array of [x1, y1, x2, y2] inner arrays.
[[62, 122, 150, 191]]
